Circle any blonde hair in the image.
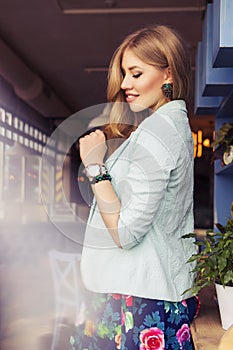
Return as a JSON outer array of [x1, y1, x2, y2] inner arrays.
[[105, 25, 192, 138]]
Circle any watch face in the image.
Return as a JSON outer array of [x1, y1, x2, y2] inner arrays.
[[85, 164, 100, 177], [223, 146, 233, 165]]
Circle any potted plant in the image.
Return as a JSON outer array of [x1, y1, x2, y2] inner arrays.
[[212, 123, 233, 165], [182, 204, 233, 330]]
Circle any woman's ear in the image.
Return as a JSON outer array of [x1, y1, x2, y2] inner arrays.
[[164, 66, 173, 83]]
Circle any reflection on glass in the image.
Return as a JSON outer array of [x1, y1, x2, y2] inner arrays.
[[19, 120, 24, 131], [0, 141, 3, 202], [24, 123, 29, 134], [25, 156, 39, 202], [6, 129, 12, 139], [13, 116, 18, 129], [5, 112, 12, 125], [30, 140, 34, 149], [4, 151, 23, 202], [19, 135, 24, 144], [29, 126, 34, 136], [0, 108, 5, 122], [4, 144, 41, 204], [13, 132, 18, 142], [0, 126, 5, 136]]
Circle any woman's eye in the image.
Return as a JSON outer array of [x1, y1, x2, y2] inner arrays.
[[132, 73, 142, 78]]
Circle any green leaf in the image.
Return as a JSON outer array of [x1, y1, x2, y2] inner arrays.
[[187, 254, 201, 263], [218, 256, 227, 272], [124, 311, 134, 333], [115, 324, 121, 336], [98, 322, 111, 339], [206, 233, 215, 243], [182, 214, 233, 294], [223, 271, 233, 285]]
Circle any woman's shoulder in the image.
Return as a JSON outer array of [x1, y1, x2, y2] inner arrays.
[[138, 100, 188, 135]]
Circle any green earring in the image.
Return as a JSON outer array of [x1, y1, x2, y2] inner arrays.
[[161, 83, 173, 99]]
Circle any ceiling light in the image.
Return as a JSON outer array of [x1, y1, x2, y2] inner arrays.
[[57, 0, 206, 15], [62, 7, 205, 14], [84, 67, 108, 73]]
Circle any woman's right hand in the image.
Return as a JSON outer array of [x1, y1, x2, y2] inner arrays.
[[79, 129, 107, 167]]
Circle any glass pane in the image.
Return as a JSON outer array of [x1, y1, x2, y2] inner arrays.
[[5, 112, 12, 125], [13, 133, 18, 141], [0, 126, 5, 137], [29, 126, 34, 136], [24, 123, 29, 134], [0, 141, 3, 201], [19, 135, 24, 144], [25, 157, 39, 202], [19, 120, 24, 132], [0, 108, 5, 122], [34, 129, 38, 139], [4, 150, 23, 202], [6, 129, 12, 139], [13, 116, 19, 129]]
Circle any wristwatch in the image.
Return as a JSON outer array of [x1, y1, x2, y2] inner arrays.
[[84, 163, 108, 181]]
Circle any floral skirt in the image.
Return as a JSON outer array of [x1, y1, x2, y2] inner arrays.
[[69, 292, 199, 350]]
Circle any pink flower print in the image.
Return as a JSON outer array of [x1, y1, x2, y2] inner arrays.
[[125, 295, 133, 307], [111, 293, 121, 300], [121, 307, 125, 325], [181, 300, 187, 307], [176, 324, 191, 346], [139, 327, 165, 350]]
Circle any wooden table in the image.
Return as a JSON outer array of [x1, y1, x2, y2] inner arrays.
[[191, 285, 226, 349]]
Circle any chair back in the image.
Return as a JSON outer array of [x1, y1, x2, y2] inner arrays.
[[48, 250, 83, 310]]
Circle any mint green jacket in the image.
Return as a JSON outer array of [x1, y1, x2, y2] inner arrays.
[[81, 100, 196, 301]]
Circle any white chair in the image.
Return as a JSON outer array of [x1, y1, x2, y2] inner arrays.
[[48, 250, 85, 350]]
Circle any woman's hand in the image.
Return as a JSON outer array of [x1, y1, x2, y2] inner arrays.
[[79, 129, 107, 167]]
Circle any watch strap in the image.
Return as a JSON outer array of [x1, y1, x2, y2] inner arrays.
[[90, 172, 112, 184]]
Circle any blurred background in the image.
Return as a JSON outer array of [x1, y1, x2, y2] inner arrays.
[[0, 1, 216, 349]]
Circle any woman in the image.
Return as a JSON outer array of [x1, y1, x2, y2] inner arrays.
[[70, 25, 199, 350]]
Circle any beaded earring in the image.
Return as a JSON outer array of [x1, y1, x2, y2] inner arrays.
[[161, 83, 173, 99]]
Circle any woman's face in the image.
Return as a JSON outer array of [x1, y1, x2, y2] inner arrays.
[[121, 48, 171, 112]]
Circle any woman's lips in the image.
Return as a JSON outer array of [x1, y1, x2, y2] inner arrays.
[[125, 94, 139, 103]]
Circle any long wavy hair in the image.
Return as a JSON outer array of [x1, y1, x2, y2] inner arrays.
[[104, 25, 192, 139]]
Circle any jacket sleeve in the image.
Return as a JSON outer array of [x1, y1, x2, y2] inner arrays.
[[117, 118, 180, 249]]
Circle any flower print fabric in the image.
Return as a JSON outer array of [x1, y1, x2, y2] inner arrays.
[[69, 293, 198, 350], [176, 324, 191, 347], [139, 327, 165, 349]]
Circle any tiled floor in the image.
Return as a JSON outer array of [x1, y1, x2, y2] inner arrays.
[[0, 221, 85, 350]]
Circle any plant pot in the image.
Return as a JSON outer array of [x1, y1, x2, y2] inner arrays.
[[215, 283, 233, 330]]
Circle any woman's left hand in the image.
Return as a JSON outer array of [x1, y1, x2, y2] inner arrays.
[[79, 129, 107, 166]]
